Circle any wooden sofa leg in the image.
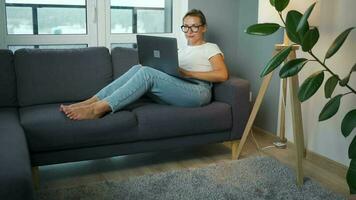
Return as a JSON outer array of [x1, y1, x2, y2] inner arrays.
[[32, 166, 40, 190], [231, 140, 240, 160]]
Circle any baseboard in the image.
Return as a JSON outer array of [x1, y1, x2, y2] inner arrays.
[[252, 126, 348, 177]]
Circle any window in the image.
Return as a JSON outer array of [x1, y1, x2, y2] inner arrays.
[[8, 45, 33, 52], [5, 0, 87, 35], [37, 7, 86, 34], [110, 0, 171, 34], [111, 43, 136, 49], [107, 0, 185, 49], [8, 44, 88, 52], [111, 8, 133, 33], [0, 0, 187, 50], [6, 6, 33, 34], [137, 9, 165, 33], [1, 0, 95, 50]]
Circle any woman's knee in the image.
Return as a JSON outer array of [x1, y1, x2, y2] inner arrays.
[[131, 64, 142, 70], [138, 66, 159, 77], [140, 66, 153, 72]]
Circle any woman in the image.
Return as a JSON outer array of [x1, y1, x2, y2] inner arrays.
[[61, 9, 228, 120]]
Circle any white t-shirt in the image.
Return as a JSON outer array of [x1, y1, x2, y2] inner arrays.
[[178, 43, 223, 72]]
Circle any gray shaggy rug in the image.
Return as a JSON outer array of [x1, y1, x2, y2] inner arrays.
[[37, 156, 346, 200]]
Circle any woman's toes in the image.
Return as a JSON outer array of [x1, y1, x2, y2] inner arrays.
[[64, 108, 73, 115], [72, 114, 79, 120], [67, 112, 74, 119], [66, 113, 71, 119], [62, 106, 68, 113], [60, 104, 67, 112]]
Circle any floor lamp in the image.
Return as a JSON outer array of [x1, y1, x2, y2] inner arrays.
[[232, 0, 320, 186]]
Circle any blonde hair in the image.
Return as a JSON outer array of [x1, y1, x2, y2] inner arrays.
[[183, 9, 207, 25]]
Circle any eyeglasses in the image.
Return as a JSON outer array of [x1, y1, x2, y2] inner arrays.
[[180, 24, 203, 33]]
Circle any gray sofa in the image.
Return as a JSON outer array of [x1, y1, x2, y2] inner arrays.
[[0, 47, 250, 200]]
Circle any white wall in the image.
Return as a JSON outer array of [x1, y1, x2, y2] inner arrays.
[[176, 0, 188, 49], [285, 0, 356, 166]]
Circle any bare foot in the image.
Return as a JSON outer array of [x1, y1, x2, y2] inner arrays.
[[60, 96, 99, 112], [65, 101, 111, 120]]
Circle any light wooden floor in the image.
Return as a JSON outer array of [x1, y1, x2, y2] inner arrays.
[[37, 128, 349, 197]]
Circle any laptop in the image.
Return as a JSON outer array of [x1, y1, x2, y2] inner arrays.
[[136, 35, 197, 84]]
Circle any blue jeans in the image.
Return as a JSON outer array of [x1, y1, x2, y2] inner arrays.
[[95, 65, 212, 112]]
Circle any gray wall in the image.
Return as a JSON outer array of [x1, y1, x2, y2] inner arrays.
[[189, 0, 283, 133]]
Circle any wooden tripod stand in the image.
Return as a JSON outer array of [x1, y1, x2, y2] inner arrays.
[[232, 44, 305, 186]]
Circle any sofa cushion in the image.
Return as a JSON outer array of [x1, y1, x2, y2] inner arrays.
[[133, 102, 232, 140], [0, 50, 17, 107], [111, 47, 139, 79], [20, 104, 139, 152], [0, 108, 34, 200], [14, 47, 113, 107]]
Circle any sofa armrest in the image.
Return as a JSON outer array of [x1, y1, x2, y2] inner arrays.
[[0, 109, 34, 200], [213, 76, 250, 140]]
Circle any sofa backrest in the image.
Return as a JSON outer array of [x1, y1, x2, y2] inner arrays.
[[14, 47, 113, 107], [0, 50, 17, 107], [111, 47, 139, 79]]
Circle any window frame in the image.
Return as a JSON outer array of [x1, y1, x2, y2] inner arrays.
[[2, 0, 97, 49], [0, 0, 188, 50], [102, 0, 187, 49], [5, 3, 88, 35], [0, 0, 6, 49], [110, 6, 169, 34]]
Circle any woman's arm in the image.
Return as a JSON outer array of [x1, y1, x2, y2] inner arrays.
[[179, 54, 229, 82]]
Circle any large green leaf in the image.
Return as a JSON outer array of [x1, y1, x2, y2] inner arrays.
[[325, 27, 355, 59], [342, 109, 356, 137], [349, 135, 356, 159], [301, 27, 319, 52], [279, 58, 308, 78], [352, 63, 356, 72], [298, 70, 324, 102], [260, 46, 292, 77], [274, 0, 290, 12], [285, 10, 308, 44], [245, 23, 280, 36], [270, 0, 275, 6], [324, 75, 339, 98], [296, 3, 316, 32], [339, 75, 350, 87], [347, 159, 356, 194], [318, 94, 342, 121], [339, 63, 356, 87]]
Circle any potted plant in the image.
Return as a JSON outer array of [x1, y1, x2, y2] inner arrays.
[[245, 0, 356, 194]]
